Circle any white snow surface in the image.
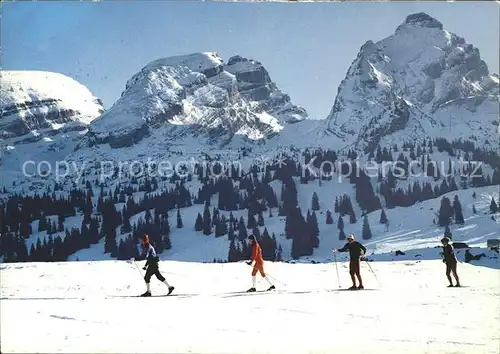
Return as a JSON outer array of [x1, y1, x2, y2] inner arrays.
[[1, 259, 499, 353]]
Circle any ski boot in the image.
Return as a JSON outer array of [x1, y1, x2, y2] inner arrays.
[[140, 291, 151, 297], [167, 286, 175, 295], [267, 285, 275, 291], [246, 287, 256, 292], [357, 285, 364, 290], [455, 283, 461, 287], [447, 284, 454, 288], [348, 285, 358, 290]]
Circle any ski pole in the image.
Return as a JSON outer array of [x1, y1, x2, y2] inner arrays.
[[333, 251, 341, 289], [266, 273, 287, 286], [133, 260, 144, 279], [364, 259, 380, 287]]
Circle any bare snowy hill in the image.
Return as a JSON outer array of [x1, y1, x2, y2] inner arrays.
[[323, 12, 500, 152]]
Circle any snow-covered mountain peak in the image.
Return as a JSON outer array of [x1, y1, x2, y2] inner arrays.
[[396, 12, 443, 32], [80, 52, 309, 152], [324, 13, 499, 152], [130, 52, 224, 84]]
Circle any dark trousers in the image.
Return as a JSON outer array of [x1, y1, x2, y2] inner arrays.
[[445, 261, 458, 276], [144, 264, 165, 283], [349, 259, 363, 286]]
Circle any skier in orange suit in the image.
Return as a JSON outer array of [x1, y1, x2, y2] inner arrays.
[[246, 235, 275, 292]]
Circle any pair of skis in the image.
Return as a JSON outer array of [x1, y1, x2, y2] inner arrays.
[[246, 285, 276, 293]]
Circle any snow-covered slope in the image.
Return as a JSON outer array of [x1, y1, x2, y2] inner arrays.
[[78, 52, 310, 151], [0, 71, 104, 184], [1, 259, 499, 353], [323, 12, 500, 152]]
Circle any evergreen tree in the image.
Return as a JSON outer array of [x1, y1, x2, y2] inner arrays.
[[104, 227, 118, 255], [176, 209, 183, 228], [337, 215, 344, 230], [339, 229, 346, 241], [452, 195, 465, 225], [311, 192, 320, 211], [38, 216, 48, 232], [228, 221, 235, 241], [276, 244, 283, 262], [57, 214, 65, 232], [379, 209, 388, 224], [472, 204, 477, 214], [290, 207, 311, 259], [163, 233, 172, 250], [228, 239, 239, 262], [246, 214, 256, 229], [362, 214, 372, 240], [238, 217, 248, 241], [50, 221, 57, 235], [257, 211, 265, 227], [195, 213, 203, 231], [438, 197, 454, 226], [203, 202, 212, 235], [211, 208, 220, 228], [122, 213, 132, 233], [326, 210, 333, 224], [309, 211, 320, 248], [349, 210, 357, 224]]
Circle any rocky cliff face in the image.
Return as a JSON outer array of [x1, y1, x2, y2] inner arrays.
[[0, 71, 103, 144], [323, 12, 499, 152], [81, 52, 308, 150]]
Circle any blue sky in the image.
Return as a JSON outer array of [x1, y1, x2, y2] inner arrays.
[[2, 1, 499, 119]]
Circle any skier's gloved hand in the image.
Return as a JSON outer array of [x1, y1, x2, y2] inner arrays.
[[143, 266, 147, 270], [246, 261, 252, 266]]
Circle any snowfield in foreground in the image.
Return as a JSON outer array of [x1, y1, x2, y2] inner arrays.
[[1, 260, 499, 353]]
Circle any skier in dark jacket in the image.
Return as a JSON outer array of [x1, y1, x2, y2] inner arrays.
[[441, 237, 460, 287], [136, 235, 174, 297], [334, 234, 367, 290]]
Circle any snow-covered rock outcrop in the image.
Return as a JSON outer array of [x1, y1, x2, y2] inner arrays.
[[82, 52, 309, 149], [323, 12, 499, 152]]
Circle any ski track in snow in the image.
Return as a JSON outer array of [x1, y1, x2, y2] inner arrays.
[[1, 260, 499, 353]]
